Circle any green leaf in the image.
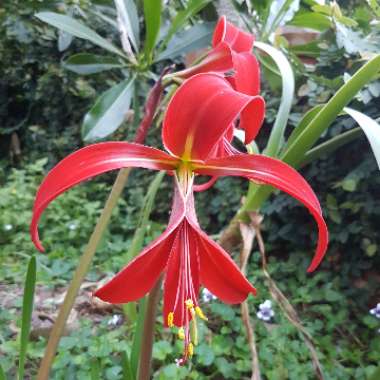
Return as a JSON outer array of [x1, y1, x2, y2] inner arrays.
[[290, 11, 332, 31], [143, 0, 162, 58], [255, 42, 294, 157], [285, 105, 324, 150], [162, 0, 211, 47], [130, 298, 147, 379], [18, 256, 37, 380], [121, 352, 134, 380], [281, 55, 380, 168], [115, 0, 140, 51], [82, 77, 135, 141], [344, 107, 380, 169], [0, 365, 6, 380], [63, 53, 124, 75], [35, 12, 126, 58], [156, 22, 214, 62]]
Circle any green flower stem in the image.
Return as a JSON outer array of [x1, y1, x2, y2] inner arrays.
[[137, 279, 162, 380], [37, 168, 131, 380]]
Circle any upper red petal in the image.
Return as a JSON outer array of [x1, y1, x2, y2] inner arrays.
[[176, 42, 233, 79], [162, 73, 260, 161], [212, 16, 254, 53], [30, 142, 179, 252], [193, 154, 328, 272]]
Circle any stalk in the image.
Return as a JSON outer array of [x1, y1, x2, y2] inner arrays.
[[137, 279, 162, 380]]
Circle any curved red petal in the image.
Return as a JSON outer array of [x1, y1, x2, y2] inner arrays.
[[176, 42, 233, 79], [194, 226, 256, 303], [95, 231, 176, 303], [194, 154, 328, 272], [230, 52, 265, 142], [212, 16, 254, 53], [31, 142, 179, 252], [162, 73, 260, 161], [193, 176, 218, 192]]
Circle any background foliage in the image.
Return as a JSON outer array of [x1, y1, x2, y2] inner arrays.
[[1, 0, 379, 379]]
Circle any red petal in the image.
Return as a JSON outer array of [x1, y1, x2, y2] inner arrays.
[[162, 73, 260, 161], [212, 16, 254, 53], [163, 223, 200, 327], [230, 52, 265, 142], [31, 142, 179, 252], [176, 42, 233, 79], [194, 154, 328, 272], [95, 230, 176, 303], [194, 226, 256, 303]]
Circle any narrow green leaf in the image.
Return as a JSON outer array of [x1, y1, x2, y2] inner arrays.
[[143, 0, 162, 58], [300, 127, 362, 168], [122, 352, 134, 380], [35, 12, 126, 58], [114, 0, 140, 51], [130, 298, 147, 378], [82, 76, 135, 141], [90, 358, 101, 380], [285, 105, 324, 150], [281, 55, 380, 167], [156, 22, 214, 62], [18, 256, 37, 380], [63, 53, 124, 75], [344, 107, 380, 169], [255, 41, 294, 157], [0, 365, 6, 380], [162, 0, 211, 47]]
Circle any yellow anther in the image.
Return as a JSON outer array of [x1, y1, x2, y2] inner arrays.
[[188, 342, 194, 357], [167, 312, 174, 328], [178, 327, 185, 340], [185, 299, 194, 309], [195, 306, 208, 321], [191, 319, 198, 346]]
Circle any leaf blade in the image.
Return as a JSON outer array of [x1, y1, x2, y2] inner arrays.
[[35, 12, 126, 58], [82, 77, 135, 141], [18, 256, 37, 380], [143, 0, 162, 58]]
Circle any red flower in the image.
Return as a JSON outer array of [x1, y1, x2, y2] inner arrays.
[[30, 73, 328, 363]]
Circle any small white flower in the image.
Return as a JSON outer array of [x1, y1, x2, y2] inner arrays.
[[175, 358, 183, 367], [3, 224, 13, 231], [257, 299, 275, 322], [68, 222, 78, 231], [202, 288, 217, 303], [370, 303, 380, 319], [107, 314, 122, 326]]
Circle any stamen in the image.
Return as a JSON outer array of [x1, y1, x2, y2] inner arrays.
[[195, 306, 208, 321], [191, 319, 198, 346], [178, 328, 185, 340], [167, 312, 174, 328], [187, 342, 194, 357], [185, 299, 194, 309]]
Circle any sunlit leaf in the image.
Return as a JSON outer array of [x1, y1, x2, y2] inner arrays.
[[156, 22, 214, 62]]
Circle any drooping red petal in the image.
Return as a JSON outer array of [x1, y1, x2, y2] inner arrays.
[[31, 142, 179, 252], [95, 230, 176, 303], [212, 16, 254, 53], [162, 73, 260, 161], [193, 154, 328, 272], [194, 226, 256, 303], [175, 42, 233, 79], [163, 222, 200, 327]]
